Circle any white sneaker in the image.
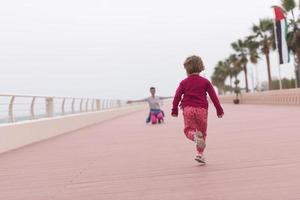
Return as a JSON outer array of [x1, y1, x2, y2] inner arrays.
[[194, 131, 206, 149], [195, 154, 206, 164]]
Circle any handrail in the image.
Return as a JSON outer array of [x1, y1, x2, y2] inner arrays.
[[0, 94, 126, 124]]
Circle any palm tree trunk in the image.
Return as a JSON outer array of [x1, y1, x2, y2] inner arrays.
[[265, 52, 272, 90], [243, 64, 249, 92], [221, 85, 225, 95], [217, 85, 222, 95], [234, 75, 239, 99], [230, 77, 233, 94]]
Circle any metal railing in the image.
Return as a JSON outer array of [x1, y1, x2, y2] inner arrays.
[[0, 94, 124, 124]]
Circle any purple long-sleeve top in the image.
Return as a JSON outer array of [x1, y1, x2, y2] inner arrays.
[[172, 74, 224, 116]]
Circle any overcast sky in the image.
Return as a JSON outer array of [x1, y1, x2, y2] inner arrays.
[[0, 0, 297, 99]]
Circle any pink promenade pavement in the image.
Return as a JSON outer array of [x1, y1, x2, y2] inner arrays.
[[0, 104, 300, 200]]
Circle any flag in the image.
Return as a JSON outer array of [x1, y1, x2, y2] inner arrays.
[[273, 6, 290, 64]]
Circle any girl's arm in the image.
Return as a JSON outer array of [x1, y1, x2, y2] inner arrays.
[[171, 83, 184, 117], [127, 99, 147, 104], [207, 82, 224, 117], [159, 96, 173, 100]]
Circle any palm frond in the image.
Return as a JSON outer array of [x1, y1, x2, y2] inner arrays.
[[281, 0, 296, 12]]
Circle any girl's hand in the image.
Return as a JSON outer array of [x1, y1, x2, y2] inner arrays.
[[218, 113, 224, 118], [171, 109, 178, 117], [171, 113, 178, 117]]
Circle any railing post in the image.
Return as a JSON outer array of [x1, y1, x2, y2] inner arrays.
[[9, 96, 15, 122], [71, 98, 76, 113], [92, 99, 95, 111], [80, 98, 84, 112], [46, 97, 54, 117], [30, 97, 36, 120], [61, 98, 66, 115], [85, 99, 89, 112], [96, 99, 100, 111]]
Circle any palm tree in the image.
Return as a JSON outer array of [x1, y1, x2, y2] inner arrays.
[[228, 54, 243, 81], [251, 18, 275, 90], [247, 38, 260, 90], [211, 61, 229, 95], [228, 54, 243, 101], [282, 0, 297, 17], [231, 39, 258, 92], [224, 58, 234, 93], [282, 0, 300, 87]]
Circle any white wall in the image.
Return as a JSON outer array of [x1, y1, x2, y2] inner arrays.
[[219, 89, 300, 105], [0, 104, 147, 154]]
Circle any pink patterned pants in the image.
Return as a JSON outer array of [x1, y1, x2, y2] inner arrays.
[[183, 107, 208, 154]]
